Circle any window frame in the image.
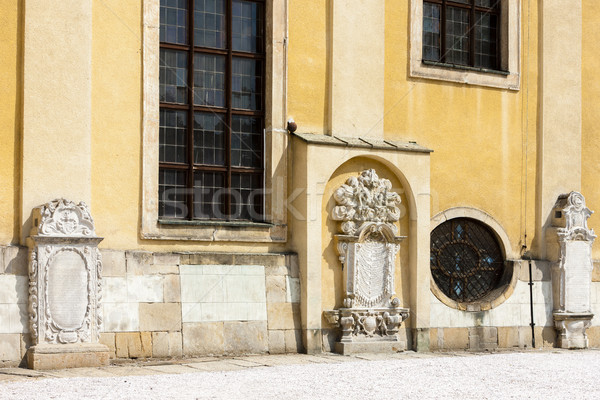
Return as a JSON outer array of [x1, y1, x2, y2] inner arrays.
[[142, 0, 288, 242], [422, 0, 501, 71], [158, 0, 267, 222], [410, 0, 521, 90]]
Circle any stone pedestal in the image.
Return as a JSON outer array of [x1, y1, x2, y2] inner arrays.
[[26, 199, 109, 369], [548, 192, 595, 349], [323, 170, 410, 354]]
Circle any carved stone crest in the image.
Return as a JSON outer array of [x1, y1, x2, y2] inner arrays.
[[331, 169, 402, 235], [324, 170, 409, 354], [31, 198, 95, 237]]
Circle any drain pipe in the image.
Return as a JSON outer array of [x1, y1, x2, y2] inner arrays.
[[523, 251, 536, 348]]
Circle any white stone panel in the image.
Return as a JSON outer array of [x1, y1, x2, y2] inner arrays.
[[180, 265, 267, 323], [0, 275, 28, 304], [103, 303, 139, 332], [126, 275, 164, 303], [286, 277, 300, 303], [103, 277, 128, 303], [0, 303, 28, 334]]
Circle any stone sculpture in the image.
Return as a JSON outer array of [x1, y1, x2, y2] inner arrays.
[[549, 192, 595, 349], [26, 199, 109, 369], [324, 169, 409, 354]]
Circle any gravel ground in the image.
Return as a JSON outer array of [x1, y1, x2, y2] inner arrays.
[[1, 351, 599, 399]]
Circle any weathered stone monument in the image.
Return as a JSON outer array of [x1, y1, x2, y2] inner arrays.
[[324, 169, 409, 354], [548, 192, 595, 349], [26, 199, 109, 369]]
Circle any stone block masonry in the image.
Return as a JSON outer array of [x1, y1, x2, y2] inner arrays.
[[0, 247, 301, 364]]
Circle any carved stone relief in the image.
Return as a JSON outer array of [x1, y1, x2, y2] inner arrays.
[[549, 192, 595, 349], [27, 199, 108, 369], [324, 170, 409, 354]]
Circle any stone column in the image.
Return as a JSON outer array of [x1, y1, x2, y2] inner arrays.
[[329, 0, 385, 138], [26, 199, 109, 369], [535, 0, 582, 258], [21, 1, 93, 243], [547, 192, 595, 349]]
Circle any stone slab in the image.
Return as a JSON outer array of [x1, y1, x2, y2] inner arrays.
[[334, 341, 405, 355], [27, 344, 110, 370]]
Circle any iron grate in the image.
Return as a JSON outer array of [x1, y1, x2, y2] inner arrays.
[[430, 218, 505, 303]]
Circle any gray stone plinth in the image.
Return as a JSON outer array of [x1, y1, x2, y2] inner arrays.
[[335, 341, 406, 355], [554, 312, 593, 349], [27, 343, 110, 370]]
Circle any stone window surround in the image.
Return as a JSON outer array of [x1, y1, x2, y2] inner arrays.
[[410, 0, 521, 91], [430, 207, 519, 312], [141, 0, 288, 242]]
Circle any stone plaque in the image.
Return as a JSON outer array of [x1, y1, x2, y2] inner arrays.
[[26, 199, 109, 369], [47, 250, 88, 330], [564, 241, 592, 313]]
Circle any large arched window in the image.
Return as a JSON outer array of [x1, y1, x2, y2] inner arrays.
[[430, 217, 505, 303]]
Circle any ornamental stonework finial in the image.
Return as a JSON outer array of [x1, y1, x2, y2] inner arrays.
[[331, 169, 402, 235], [31, 198, 95, 237]]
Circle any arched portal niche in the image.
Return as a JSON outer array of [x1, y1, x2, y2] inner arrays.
[[320, 157, 412, 351]]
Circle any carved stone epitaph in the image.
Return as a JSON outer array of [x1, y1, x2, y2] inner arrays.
[[324, 170, 409, 354], [549, 192, 595, 349], [26, 199, 109, 369]]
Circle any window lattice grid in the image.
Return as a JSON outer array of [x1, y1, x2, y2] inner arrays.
[[230, 173, 263, 221], [193, 112, 226, 166], [430, 218, 505, 303], [193, 53, 226, 107], [193, 171, 226, 219], [160, 0, 189, 45], [194, 0, 227, 49], [232, 0, 264, 53], [160, 49, 188, 104], [231, 115, 262, 168], [474, 11, 498, 69], [445, 6, 470, 65], [232, 57, 263, 110], [159, 169, 188, 218], [160, 109, 188, 164]]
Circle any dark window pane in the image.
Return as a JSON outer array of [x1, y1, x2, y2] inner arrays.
[[159, 109, 188, 163], [193, 171, 226, 219], [194, 54, 226, 107], [476, 0, 499, 9], [159, 169, 187, 218], [160, 49, 188, 104], [232, 0, 263, 52], [160, 0, 188, 44], [231, 115, 262, 168], [232, 58, 262, 110], [445, 6, 470, 65], [474, 12, 498, 69], [194, 0, 226, 49], [230, 173, 263, 220], [423, 2, 441, 62], [193, 112, 226, 166]]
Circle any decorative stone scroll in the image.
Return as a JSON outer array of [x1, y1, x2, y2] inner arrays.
[[26, 199, 109, 369], [549, 192, 596, 349], [324, 170, 409, 354]]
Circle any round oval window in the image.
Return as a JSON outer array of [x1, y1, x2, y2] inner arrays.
[[430, 218, 505, 303]]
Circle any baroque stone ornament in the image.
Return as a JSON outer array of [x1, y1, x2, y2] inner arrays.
[[324, 170, 409, 354], [26, 199, 109, 369], [331, 169, 402, 235], [549, 192, 595, 349]]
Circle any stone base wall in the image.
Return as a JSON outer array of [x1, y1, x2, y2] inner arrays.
[[0, 246, 301, 366]]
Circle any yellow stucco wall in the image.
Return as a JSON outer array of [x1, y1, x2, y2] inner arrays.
[[0, 0, 21, 245], [582, 0, 600, 259], [287, 0, 328, 135], [286, 0, 539, 258]]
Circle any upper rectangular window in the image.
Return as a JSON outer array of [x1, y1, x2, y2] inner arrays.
[[410, 0, 520, 90], [423, 0, 500, 71], [159, 0, 265, 222]]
